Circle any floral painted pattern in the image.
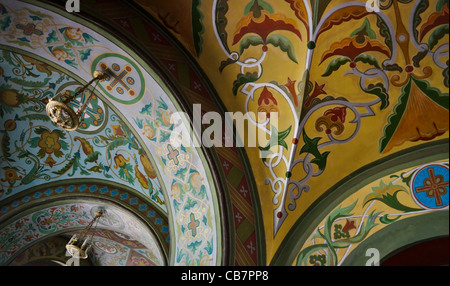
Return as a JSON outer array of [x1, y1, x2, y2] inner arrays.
[[0, 2, 98, 71], [1, 0, 221, 266], [0, 203, 166, 265], [212, 0, 449, 238], [0, 50, 166, 210], [296, 161, 448, 266]]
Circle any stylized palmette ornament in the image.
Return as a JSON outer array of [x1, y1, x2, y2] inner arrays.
[[46, 71, 108, 131]]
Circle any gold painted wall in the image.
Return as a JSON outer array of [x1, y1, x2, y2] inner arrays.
[[135, 0, 449, 264]]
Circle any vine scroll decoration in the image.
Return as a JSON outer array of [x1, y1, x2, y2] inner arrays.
[[212, 0, 449, 236]]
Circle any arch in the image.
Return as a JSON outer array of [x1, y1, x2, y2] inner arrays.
[[341, 211, 449, 266], [0, 0, 225, 265], [0, 197, 167, 265], [270, 139, 449, 265]]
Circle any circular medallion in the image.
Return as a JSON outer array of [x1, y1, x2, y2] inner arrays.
[[91, 53, 145, 105], [410, 163, 449, 210]]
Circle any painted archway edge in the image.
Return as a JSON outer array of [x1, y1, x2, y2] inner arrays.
[[270, 139, 449, 265], [0, 179, 171, 261], [63, 0, 266, 265], [0, 44, 169, 214], [0, 0, 226, 265], [341, 210, 449, 266], [0, 195, 168, 265]]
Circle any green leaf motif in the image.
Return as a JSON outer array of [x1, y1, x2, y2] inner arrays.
[[192, 0, 205, 57], [105, 138, 130, 160], [140, 103, 153, 116], [118, 163, 134, 184], [219, 57, 238, 72], [52, 156, 76, 175], [296, 242, 330, 266], [159, 131, 171, 143], [436, 0, 449, 11], [350, 18, 377, 39], [64, 59, 78, 69], [46, 30, 59, 43], [297, 201, 357, 266], [376, 15, 393, 52], [412, 0, 430, 41], [82, 33, 98, 45], [244, 0, 274, 17], [175, 167, 188, 180], [363, 83, 389, 110], [205, 239, 213, 255], [0, 16, 11, 31], [215, 0, 231, 54], [9, 77, 51, 88], [266, 34, 298, 63], [84, 151, 101, 164], [363, 190, 423, 213], [299, 131, 330, 171], [232, 72, 259, 95], [1, 133, 12, 161], [258, 125, 292, 155], [379, 76, 449, 153], [6, 40, 32, 49], [428, 24, 449, 50], [321, 57, 351, 77], [25, 8, 52, 19], [380, 214, 401, 224], [354, 53, 381, 69], [239, 35, 264, 55], [184, 197, 198, 211], [187, 240, 202, 254], [157, 97, 168, 110], [79, 49, 92, 62], [324, 201, 357, 244]]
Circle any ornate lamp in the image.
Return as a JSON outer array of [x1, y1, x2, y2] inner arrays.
[[66, 209, 105, 260], [46, 71, 108, 131]]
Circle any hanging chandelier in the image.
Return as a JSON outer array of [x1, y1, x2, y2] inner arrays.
[[46, 71, 108, 131], [65, 209, 105, 260]]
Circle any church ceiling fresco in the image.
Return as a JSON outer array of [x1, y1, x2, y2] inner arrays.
[[0, 200, 166, 265], [137, 0, 449, 264], [76, 228, 164, 266], [0, 0, 447, 266], [0, 49, 165, 210], [295, 159, 448, 266], [50, 0, 265, 266], [9, 229, 165, 266], [0, 0, 223, 266]]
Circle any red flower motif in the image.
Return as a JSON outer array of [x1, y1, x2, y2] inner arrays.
[[233, 10, 302, 45], [342, 219, 357, 233], [305, 82, 327, 107], [320, 36, 391, 65], [324, 106, 347, 123], [257, 86, 280, 119]]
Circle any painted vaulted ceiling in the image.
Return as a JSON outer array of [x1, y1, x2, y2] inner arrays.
[[0, 0, 448, 266]]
